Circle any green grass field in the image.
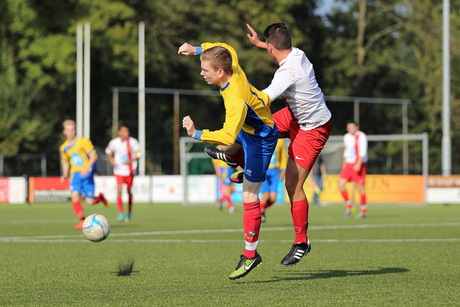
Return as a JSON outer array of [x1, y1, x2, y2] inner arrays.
[[0, 201, 459, 306]]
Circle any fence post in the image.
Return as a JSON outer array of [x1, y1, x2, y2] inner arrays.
[[41, 153, 47, 177]]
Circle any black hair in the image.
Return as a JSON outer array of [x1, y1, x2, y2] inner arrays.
[[346, 120, 359, 126], [263, 23, 292, 50], [118, 121, 130, 131]]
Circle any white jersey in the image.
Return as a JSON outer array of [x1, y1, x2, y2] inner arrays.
[[343, 131, 368, 163], [105, 137, 142, 176], [263, 47, 331, 131]]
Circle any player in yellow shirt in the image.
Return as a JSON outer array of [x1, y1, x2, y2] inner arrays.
[[59, 120, 108, 230], [260, 138, 287, 222], [179, 42, 278, 280]]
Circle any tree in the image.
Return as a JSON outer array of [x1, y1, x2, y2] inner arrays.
[[321, 0, 460, 173]]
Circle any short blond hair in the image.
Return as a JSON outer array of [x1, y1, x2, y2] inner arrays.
[[62, 119, 76, 128], [200, 46, 233, 74]]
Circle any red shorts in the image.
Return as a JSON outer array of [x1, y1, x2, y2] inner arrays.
[[340, 163, 367, 184], [115, 175, 134, 190], [273, 107, 331, 171]]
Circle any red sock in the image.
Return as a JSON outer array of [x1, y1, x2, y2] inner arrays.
[[72, 201, 84, 219], [243, 200, 261, 258], [360, 194, 366, 205], [117, 196, 123, 214], [265, 199, 274, 209], [291, 198, 309, 244], [341, 190, 349, 202], [228, 147, 245, 168], [260, 202, 267, 214], [360, 194, 367, 215], [128, 195, 133, 213], [225, 196, 233, 209]]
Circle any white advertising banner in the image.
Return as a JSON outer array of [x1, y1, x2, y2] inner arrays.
[[151, 175, 183, 202], [427, 188, 460, 203], [95, 176, 151, 203], [9, 177, 27, 204], [187, 175, 216, 203]]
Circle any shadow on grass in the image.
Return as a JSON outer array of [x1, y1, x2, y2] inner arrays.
[[245, 267, 409, 283]]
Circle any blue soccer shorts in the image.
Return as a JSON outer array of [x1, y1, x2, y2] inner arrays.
[[235, 129, 278, 183], [260, 168, 280, 193], [70, 171, 95, 199]]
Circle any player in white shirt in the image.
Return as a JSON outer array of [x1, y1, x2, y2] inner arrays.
[[338, 120, 368, 218], [105, 123, 142, 222], [246, 23, 332, 266]]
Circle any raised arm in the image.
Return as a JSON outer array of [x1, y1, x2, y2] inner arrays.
[[178, 43, 197, 56], [246, 24, 267, 49]]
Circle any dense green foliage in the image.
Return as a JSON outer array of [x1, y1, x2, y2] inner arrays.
[[0, 202, 459, 305], [1, 0, 459, 173]]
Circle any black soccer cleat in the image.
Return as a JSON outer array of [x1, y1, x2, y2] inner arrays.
[[204, 146, 238, 168], [280, 241, 311, 266]]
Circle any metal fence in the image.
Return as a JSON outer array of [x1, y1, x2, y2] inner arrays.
[[0, 151, 175, 177]]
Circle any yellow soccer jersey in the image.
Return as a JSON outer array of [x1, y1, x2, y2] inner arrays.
[[196, 42, 275, 145], [213, 158, 230, 168], [59, 137, 96, 174], [268, 139, 287, 170]]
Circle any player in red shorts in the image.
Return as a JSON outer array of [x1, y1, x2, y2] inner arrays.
[[105, 122, 142, 222], [207, 24, 331, 266], [339, 120, 368, 218], [246, 23, 332, 266]]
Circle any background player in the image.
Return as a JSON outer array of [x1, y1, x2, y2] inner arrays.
[[211, 150, 237, 213], [105, 122, 142, 222], [311, 154, 327, 206], [59, 119, 108, 229], [179, 41, 278, 280], [338, 120, 368, 218], [260, 138, 287, 223]]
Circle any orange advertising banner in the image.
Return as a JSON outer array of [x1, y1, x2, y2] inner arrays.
[[427, 175, 460, 188], [306, 175, 425, 204]]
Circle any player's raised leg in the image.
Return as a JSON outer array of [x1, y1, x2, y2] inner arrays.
[[204, 146, 238, 168]]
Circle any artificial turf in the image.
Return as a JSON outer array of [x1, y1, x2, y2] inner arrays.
[[0, 202, 458, 306]]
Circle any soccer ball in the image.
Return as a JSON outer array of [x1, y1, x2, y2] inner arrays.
[[82, 214, 111, 242]]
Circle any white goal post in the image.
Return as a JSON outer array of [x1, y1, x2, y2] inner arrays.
[[179, 137, 214, 205]]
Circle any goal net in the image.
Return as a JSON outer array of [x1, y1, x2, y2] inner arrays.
[[316, 133, 429, 204]]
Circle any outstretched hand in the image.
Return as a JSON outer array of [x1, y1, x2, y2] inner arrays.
[[246, 24, 266, 49], [182, 115, 197, 137], [178, 43, 196, 56]]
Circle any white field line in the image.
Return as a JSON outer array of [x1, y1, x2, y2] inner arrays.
[[0, 223, 459, 243], [1, 238, 459, 243]]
